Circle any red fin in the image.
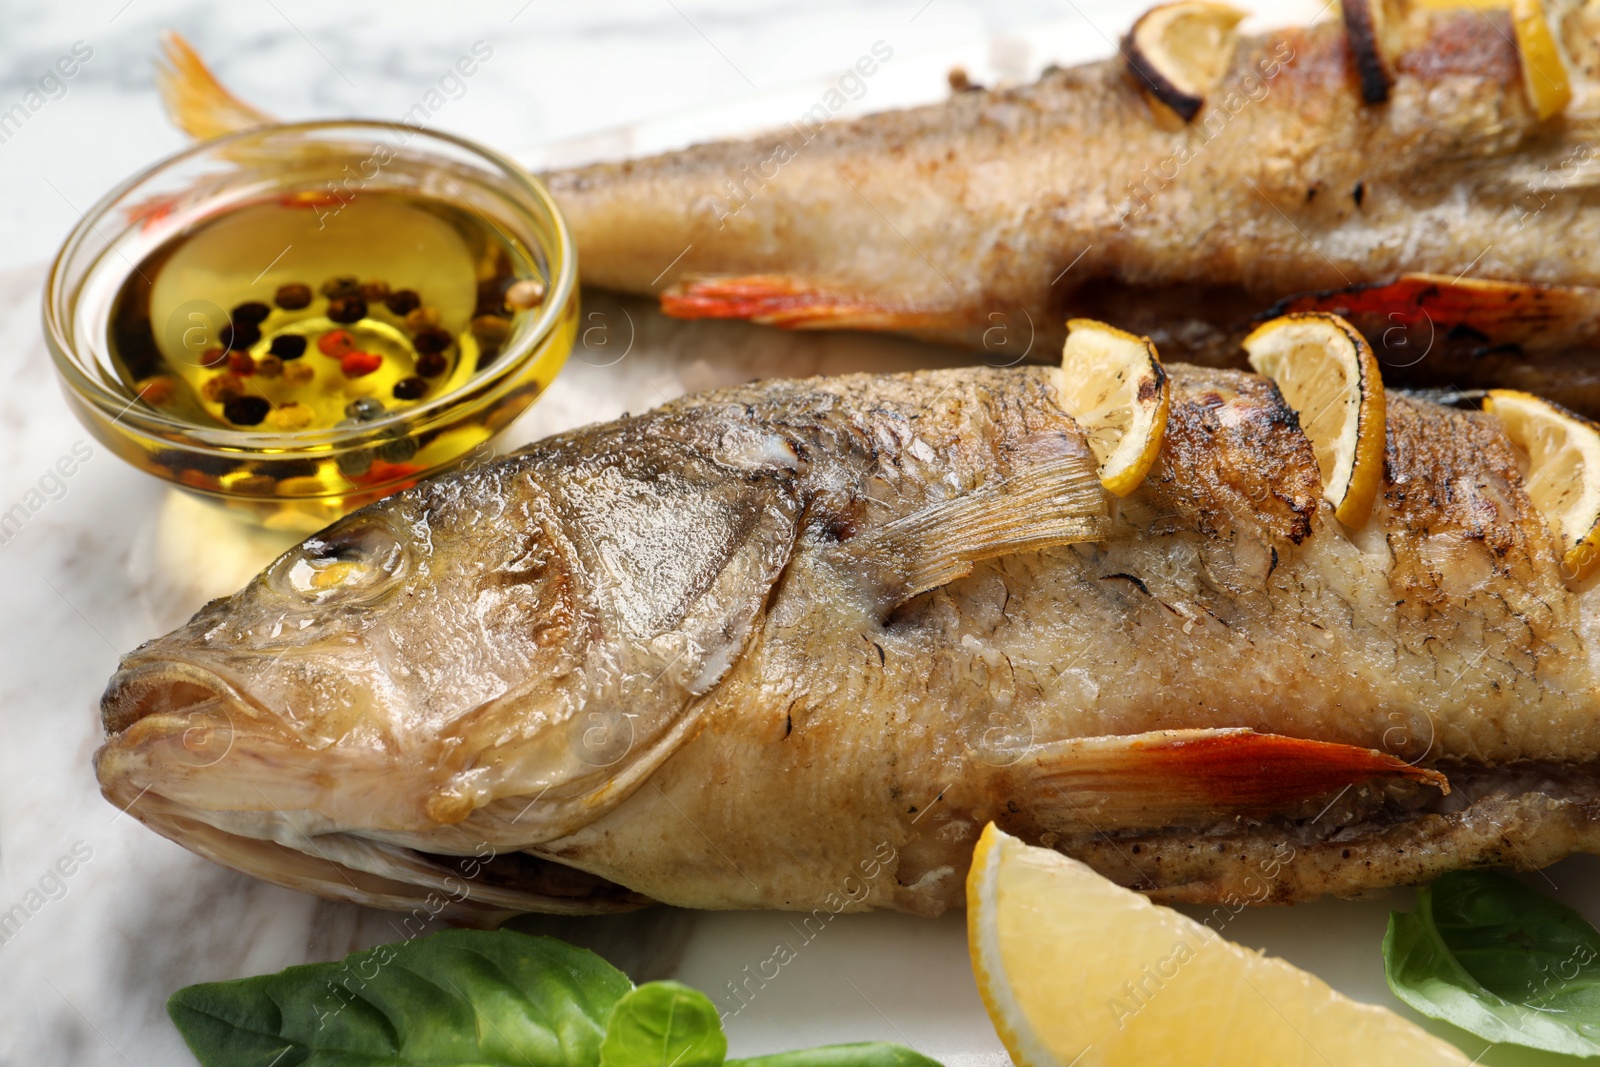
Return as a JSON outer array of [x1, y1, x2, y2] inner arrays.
[[1265, 273, 1600, 349], [661, 274, 948, 330], [1024, 728, 1446, 832]]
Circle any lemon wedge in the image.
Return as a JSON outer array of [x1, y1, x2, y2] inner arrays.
[[1124, 1, 1248, 122], [1483, 389, 1600, 581], [966, 823, 1472, 1067], [1244, 312, 1386, 528], [1511, 0, 1573, 120], [1057, 318, 1170, 497]]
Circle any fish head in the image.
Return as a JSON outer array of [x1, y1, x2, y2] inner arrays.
[[96, 429, 802, 911]]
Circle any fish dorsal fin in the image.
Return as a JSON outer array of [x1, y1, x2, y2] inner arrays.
[[833, 451, 1111, 609]]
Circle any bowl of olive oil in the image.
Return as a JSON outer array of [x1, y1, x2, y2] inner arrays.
[[44, 121, 577, 531]]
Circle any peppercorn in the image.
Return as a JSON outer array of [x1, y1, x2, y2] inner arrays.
[[274, 283, 313, 310], [318, 329, 357, 358], [269, 334, 308, 360], [413, 327, 452, 354], [476, 277, 509, 315], [231, 301, 272, 324], [201, 372, 247, 403], [415, 350, 449, 377], [220, 320, 261, 350], [392, 376, 428, 400], [320, 276, 361, 299], [256, 354, 284, 379], [345, 397, 385, 421], [227, 350, 256, 376], [336, 447, 374, 478], [361, 280, 391, 302], [222, 396, 271, 425], [403, 307, 441, 333], [341, 351, 383, 378], [268, 402, 315, 430], [136, 376, 175, 405], [378, 436, 419, 463], [327, 295, 368, 324], [384, 288, 421, 316], [504, 278, 547, 310], [199, 347, 228, 369], [282, 362, 316, 387], [470, 314, 511, 347]]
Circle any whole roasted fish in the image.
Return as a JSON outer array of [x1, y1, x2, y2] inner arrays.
[[97, 363, 1600, 923], [160, 4, 1600, 413]]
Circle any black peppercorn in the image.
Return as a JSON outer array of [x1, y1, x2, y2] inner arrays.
[[320, 276, 361, 299], [415, 350, 449, 377], [268, 333, 308, 360], [220, 320, 261, 350], [475, 277, 510, 316], [274, 283, 313, 310], [413, 326, 452, 354], [327, 296, 368, 324], [231, 301, 272, 324], [222, 395, 271, 426], [361, 280, 392, 302], [384, 288, 422, 316], [392, 376, 428, 400]]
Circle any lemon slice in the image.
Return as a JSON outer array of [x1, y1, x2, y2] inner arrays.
[[1483, 389, 1600, 581], [1511, 0, 1573, 120], [1124, 1, 1248, 122], [1057, 319, 1169, 497], [966, 823, 1472, 1067], [1244, 312, 1386, 528]]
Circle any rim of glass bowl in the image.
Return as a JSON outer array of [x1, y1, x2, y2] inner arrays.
[[42, 120, 577, 451]]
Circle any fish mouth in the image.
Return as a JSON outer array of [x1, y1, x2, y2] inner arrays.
[[100, 660, 245, 736]]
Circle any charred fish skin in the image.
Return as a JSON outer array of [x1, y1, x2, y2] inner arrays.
[[97, 365, 1600, 918]]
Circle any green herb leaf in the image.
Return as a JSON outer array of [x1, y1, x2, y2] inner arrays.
[[599, 981, 726, 1067], [167, 928, 633, 1066], [1384, 870, 1600, 1055], [728, 1043, 945, 1067]]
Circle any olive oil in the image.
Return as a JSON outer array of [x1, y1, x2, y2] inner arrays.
[[100, 189, 567, 531]]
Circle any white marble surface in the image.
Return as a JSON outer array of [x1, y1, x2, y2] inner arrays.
[[3, 2, 1597, 1065]]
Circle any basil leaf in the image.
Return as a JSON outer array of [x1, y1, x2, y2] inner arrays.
[[600, 981, 726, 1067], [728, 1043, 944, 1067], [1384, 870, 1600, 1055], [168, 928, 633, 1066]]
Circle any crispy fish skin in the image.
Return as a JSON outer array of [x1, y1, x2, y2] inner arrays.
[[96, 364, 1600, 918], [554, 6, 1600, 365]]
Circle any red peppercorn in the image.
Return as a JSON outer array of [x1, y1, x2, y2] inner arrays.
[[318, 329, 357, 358], [340, 351, 383, 378], [199, 347, 228, 368], [227, 350, 256, 376]]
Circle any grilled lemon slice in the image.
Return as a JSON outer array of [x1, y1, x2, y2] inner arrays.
[[1483, 389, 1600, 581], [966, 823, 1472, 1067], [1058, 319, 1169, 497], [1124, 1, 1248, 122], [1244, 312, 1386, 529], [1512, 0, 1573, 120]]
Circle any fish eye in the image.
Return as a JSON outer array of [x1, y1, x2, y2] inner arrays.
[[269, 520, 408, 604]]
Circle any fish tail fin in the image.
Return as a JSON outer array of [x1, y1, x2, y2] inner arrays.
[[1266, 273, 1600, 349], [660, 274, 957, 331], [1017, 728, 1446, 833], [157, 30, 276, 140]]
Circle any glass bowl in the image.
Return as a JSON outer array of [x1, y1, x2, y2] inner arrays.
[[44, 121, 577, 533]]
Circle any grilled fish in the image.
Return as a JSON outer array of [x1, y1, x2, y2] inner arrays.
[[96, 363, 1600, 923], [159, 5, 1600, 414]]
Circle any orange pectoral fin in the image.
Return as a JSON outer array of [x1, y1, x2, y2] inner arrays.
[[1265, 273, 1600, 350], [660, 274, 954, 331], [1023, 728, 1446, 833]]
